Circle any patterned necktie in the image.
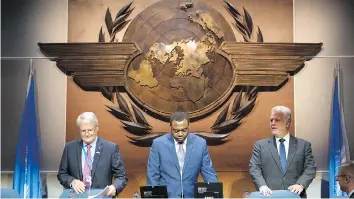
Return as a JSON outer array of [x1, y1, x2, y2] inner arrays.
[[177, 144, 185, 173], [279, 138, 287, 174], [83, 144, 92, 188]]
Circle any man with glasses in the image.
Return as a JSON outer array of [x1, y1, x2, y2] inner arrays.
[[147, 111, 218, 198], [338, 161, 354, 198], [57, 112, 127, 196]]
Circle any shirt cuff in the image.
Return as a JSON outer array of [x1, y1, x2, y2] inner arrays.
[[69, 181, 73, 188]]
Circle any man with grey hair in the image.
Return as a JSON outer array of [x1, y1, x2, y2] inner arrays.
[[249, 106, 316, 198], [58, 112, 127, 196], [147, 111, 218, 198], [337, 161, 354, 198]]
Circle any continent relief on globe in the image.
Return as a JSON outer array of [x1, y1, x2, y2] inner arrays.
[[128, 11, 222, 102]]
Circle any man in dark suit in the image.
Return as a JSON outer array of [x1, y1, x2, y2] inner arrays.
[[338, 161, 354, 198], [58, 112, 127, 196], [147, 111, 218, 198], [249, 106, 316, 197]]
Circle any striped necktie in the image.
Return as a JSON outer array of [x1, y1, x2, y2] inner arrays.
[[83, 144, 92, 188]]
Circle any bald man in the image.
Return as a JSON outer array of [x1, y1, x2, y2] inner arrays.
[[338, 161, 354, 198]]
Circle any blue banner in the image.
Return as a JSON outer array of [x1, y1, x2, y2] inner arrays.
[[13, 75, 42, 198], [329, 73, 349, 197]]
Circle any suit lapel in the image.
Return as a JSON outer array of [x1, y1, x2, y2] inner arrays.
[[267, 137, 283, 173], [182, 134, 195, 174], [285, 135, 298, 174], [91, 137, 103, 179], [167, 133, 181, 172], [76, 140, 83, 180]]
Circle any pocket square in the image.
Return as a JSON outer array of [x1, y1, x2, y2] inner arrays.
[[96, 151, 100, 154]]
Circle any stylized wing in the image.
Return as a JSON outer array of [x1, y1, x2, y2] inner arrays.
[[38, 42, 141, 90], [219, 42, 323, 86]]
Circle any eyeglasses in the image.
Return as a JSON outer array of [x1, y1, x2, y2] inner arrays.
[[336, 174, 352, 179], [336, 175, 346, 178], [80, 128, 96, 134]]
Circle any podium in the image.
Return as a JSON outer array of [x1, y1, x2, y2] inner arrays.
[[59, 189, 111, 198], [249, 190, 300, 198]]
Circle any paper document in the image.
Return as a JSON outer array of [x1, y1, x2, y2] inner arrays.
[[87, 186, 110, 198]]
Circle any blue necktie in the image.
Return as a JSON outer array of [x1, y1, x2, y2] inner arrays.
[[279, 138, 287, 174]]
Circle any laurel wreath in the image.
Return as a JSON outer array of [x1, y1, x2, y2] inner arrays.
[[224, 0, 263, 42], [98, 2, 134, 43], [98, 1, 262, 146], [98, 2, 134, 101]]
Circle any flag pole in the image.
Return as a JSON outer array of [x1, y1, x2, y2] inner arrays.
[[336, 58, 350, 162], [26, 59, 34, 97], [13, 58, 42, 198]]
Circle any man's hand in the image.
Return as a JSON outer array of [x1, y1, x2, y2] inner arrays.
[[106, 185, 116, 196], [288, 184, 304, 194], [259, 185, 272, 196], [70, 179, 85, 194]]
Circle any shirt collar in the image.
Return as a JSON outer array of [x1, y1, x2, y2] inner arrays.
[[174, 137, 188, 147], [349, 189, 354, 197], [83, 136, 98, 149], [275, 132, 290, 142]]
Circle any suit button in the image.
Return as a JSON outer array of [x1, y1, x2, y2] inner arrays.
[[283, 177, 285, 180]]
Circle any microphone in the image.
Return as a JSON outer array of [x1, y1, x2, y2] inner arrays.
[[85, 175, 92, 197], [180, 170, 184, 198], [88, 179, 92, 197]]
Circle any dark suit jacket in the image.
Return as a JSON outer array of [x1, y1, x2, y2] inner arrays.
[[350, 190, 354, 198], [249, 135, 316, 197], [57, 137, 128, 194], [147, 133, 218, 198]]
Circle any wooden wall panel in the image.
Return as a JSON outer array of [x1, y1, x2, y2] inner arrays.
[[66, 0, 294, 196]]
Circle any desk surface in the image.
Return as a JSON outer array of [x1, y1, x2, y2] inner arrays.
[[249, 190, 300, 198], [59, 189, 110, 198]]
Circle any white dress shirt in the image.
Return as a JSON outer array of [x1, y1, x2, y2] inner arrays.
[[348, 189, 354, 198], [82, 137, 97, 171], [174, 137, 188, 154], [275, 133, 290, 159]]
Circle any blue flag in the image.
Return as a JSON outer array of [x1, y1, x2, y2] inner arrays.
[[329, 70, 350, 197], [13, 75, 42, 198]]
